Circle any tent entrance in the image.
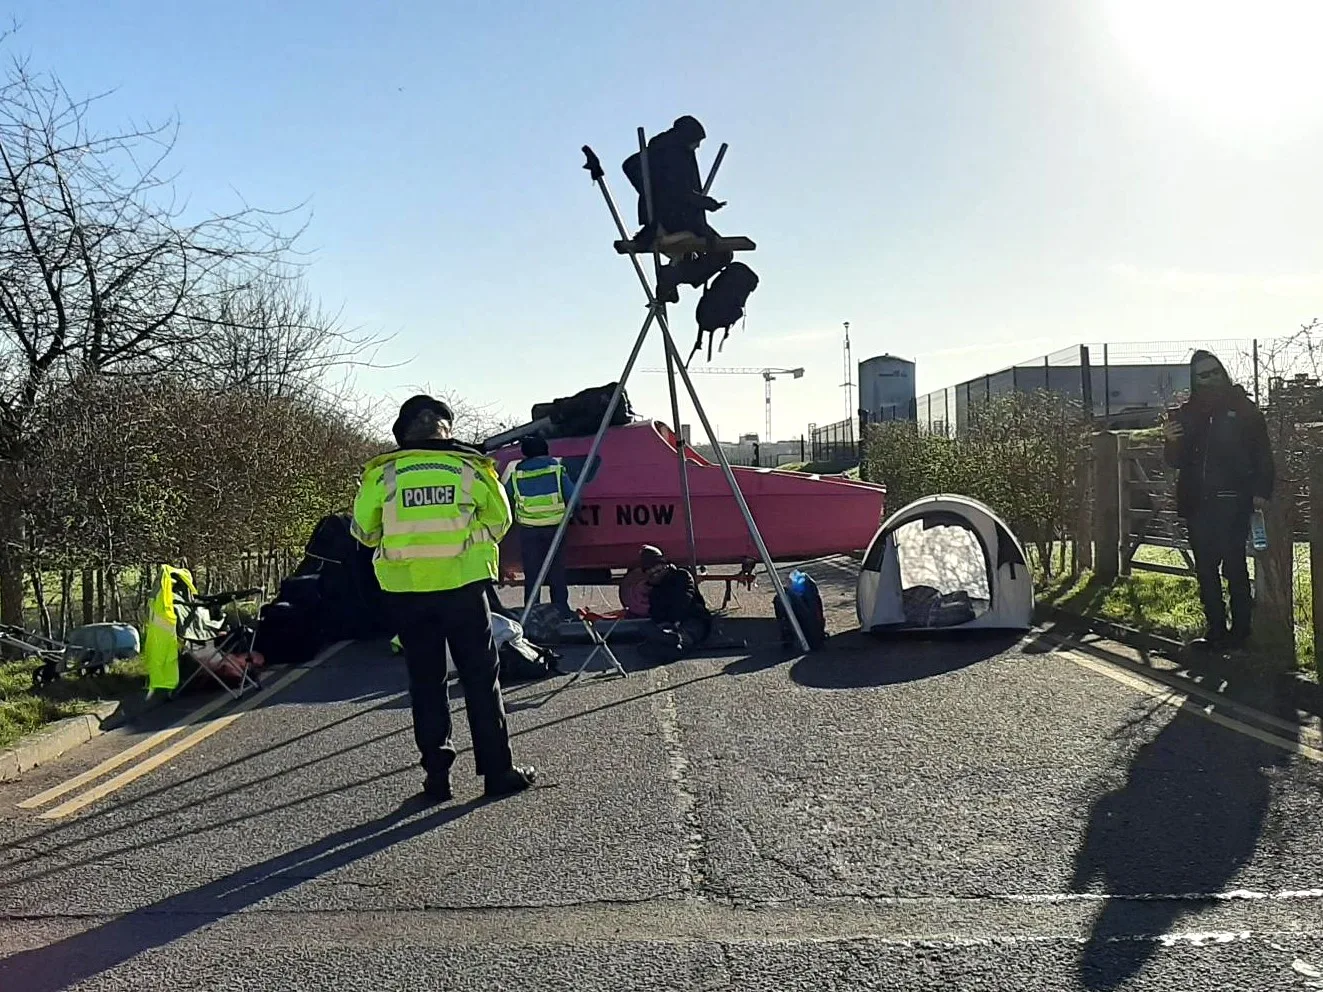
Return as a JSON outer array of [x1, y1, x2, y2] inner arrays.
[[892, 512, 992, 628]]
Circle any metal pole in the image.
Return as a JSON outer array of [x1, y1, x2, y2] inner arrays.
[[764, 373, 773, 440], [702, 143, 728, 195], [516, 306, 658, 630], [637, 128, 698, 574], [1080, 344, 1094, 421], [519, 148, 660, 629], [1103, 343, 1111, 420], [655, 310, 812, 652], [1253, 337, 1261, 404]]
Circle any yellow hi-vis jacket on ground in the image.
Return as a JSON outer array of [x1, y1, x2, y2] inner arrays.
[[143, 564, 195, 692], [350, 440, 512, 593]]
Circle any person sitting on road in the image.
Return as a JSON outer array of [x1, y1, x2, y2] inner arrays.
[[619, 564, 652, 618], [636, 545, 711, 664]]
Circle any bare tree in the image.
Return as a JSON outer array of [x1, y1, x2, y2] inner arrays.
[[0, 57, 302, 623], [183, 273, 386, 401]]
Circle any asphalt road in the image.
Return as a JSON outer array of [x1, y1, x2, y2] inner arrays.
[[2, 557, 1323, 990]]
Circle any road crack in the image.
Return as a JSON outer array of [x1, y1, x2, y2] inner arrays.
[[655, 686, 709, 898]]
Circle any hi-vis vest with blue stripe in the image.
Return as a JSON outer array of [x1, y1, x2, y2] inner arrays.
[[511, 460, 568, 527], [351, 448, 511, 592]]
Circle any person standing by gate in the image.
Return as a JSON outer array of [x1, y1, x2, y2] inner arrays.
[[507, 435, 578, 619], [1163, 350, 1275, 651], [352, 395, 536, 801]]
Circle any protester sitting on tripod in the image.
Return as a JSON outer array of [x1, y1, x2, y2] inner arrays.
[[1163, 350, 1274, 651], [636, 545, 711, 663], [623, 115, 733, 304]]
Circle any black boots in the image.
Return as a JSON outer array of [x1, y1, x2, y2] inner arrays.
[[421, 765, 537, 803], [421, 772, 453, 802], [484, 765, 538, 798]]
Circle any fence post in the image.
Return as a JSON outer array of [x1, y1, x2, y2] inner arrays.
[[1076, 441, 1093, 571], [1103, 344, 1111, 421], [1311, 444, 1323, 681], [1253, 338, 1260, 405], [1093, 431, 1119, 580], [1080, 345, 1093, 419], [1116, 432, 1132, 576], [1254, 428, 1295, 671]]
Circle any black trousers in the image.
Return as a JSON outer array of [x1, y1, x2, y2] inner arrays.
[[519, 524, 569, 615], [386, 582, 513, 778], [1186, 497, 1253, 640]]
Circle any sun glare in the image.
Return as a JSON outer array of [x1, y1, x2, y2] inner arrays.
[[1105, 0, 1323, 141]]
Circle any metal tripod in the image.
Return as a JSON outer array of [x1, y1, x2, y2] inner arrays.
[[516, 128, 810, 654]]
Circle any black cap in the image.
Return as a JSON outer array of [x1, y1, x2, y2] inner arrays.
[[639, 545, 665, 568], [392, 394, 454, 446]]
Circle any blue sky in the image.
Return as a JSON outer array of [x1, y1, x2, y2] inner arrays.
[[13, 0, 1323, 440]]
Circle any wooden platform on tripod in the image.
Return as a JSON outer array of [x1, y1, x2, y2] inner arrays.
[[614, 234, 756, 256]]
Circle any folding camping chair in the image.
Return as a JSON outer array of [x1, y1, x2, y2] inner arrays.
[[172, 581, 266, 700], [569, 608, 630, 682]]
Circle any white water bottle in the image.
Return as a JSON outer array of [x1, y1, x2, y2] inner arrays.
[[1250, 509, 1268, 552]]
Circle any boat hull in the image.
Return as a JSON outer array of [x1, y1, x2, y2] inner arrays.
[[491, 421, 885, 572]]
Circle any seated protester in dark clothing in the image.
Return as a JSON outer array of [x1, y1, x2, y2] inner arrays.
[[622, 116, 733, 304], [636, 545, 711, 664], [1163, 349, 1275, 651]]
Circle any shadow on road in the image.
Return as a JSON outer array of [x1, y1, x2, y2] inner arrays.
[[0, 795, 488, 992], [1070, 693, 1297, 990], [788, 629, 1023, 689]]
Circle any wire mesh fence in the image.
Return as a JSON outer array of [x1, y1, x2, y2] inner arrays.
[[906, 335, 1323, 436], [809, 418, 856, 466]]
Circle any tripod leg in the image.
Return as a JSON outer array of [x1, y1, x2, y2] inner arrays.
[[516, 304, 658, 630], [653, 310, 812, 652], [637, 128, 699, 575]]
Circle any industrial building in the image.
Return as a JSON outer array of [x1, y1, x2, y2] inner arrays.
[[857, 346, 1191, 435]]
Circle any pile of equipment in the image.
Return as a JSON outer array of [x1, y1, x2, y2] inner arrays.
[[254, 513, 389, 665]]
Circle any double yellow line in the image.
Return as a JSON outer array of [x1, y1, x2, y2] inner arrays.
[[18, 643, 344, 820]]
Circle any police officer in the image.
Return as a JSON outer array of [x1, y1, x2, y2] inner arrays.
[[507, 435, 576, 618], [352, 395, 536, 801]]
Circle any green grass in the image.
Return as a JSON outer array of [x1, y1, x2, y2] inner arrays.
[[0, 656, 145, 750], [1037, 569, 1208, 643], [1037, 542, 1316, 674]]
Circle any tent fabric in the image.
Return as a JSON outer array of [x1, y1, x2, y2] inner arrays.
[[856, 495, 1033, 631]]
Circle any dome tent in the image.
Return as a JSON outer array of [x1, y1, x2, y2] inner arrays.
[[856, 495, 1034, 632]]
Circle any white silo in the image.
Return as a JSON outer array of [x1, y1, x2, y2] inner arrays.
[[858, 354, 916, 422]]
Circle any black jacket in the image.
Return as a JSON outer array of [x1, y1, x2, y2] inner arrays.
[[648, 566, 709, 627], [1164, 386, 1274, 517]]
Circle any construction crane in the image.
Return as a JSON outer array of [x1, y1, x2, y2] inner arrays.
[[640, 366, 805, 441]]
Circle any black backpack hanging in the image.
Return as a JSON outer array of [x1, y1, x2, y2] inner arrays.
[[694, 262, 759, 361]]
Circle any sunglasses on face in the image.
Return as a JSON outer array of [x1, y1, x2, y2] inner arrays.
[[1195, 369, 1224, 381]]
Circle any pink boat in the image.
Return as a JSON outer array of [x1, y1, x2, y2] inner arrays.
[[490, 420, 886, 573]]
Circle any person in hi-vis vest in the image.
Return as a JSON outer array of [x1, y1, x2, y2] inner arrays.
[[352, 394, 536, 802], [506, 434, 578, 619]]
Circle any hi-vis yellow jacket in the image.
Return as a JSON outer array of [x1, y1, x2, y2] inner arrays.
[[350, 441, 512, 593], [143, 564, 195, 692]]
